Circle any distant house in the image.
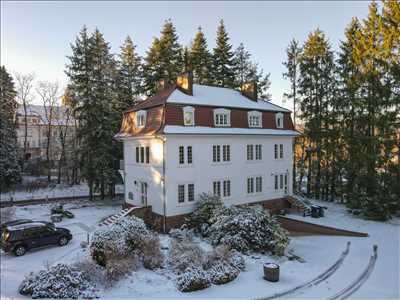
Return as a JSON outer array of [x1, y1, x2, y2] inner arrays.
[[116, 73, 300, 231], [16, 105, 75, 161]]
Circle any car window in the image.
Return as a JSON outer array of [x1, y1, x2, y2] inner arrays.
[[23, 227, 42, 238]]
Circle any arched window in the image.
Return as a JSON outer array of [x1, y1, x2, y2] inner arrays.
[[276, 112, 284, 129], [248, 111, 262, 128], [136, 110, 147, 128], [183, 106, 195, 126]]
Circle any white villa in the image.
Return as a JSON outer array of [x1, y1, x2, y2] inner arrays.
[[116, 73, 300, 231]]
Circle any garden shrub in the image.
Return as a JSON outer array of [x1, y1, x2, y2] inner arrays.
[[176, 266, 211, 292], [184, 193, 223, 235], [90, 216, 151, 266], [141, 234, 164, 270], [19, 263, 97, 299], [206, 205, 289, 255], [168, 239, 205, 274], [169, 228, 194, 242], [204, 245, 245, 271], [207, 261, 239, 285]]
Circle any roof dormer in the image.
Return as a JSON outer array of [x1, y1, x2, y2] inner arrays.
[[214, 108, 231, 127], [136, 110, 147, 128]]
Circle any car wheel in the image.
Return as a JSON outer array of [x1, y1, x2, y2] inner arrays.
[[14, 245, 27, 256], [58, 236, 69, 246]]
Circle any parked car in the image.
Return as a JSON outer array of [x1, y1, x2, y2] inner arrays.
[[1, 221, 72, 256]]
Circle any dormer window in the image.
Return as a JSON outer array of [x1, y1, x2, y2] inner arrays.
[[276, 112, 284, 129], [214, 108, 231, 127], [183, 106, 195, 126], [248, 111, 262, 128], [136, 110, 147, 128]]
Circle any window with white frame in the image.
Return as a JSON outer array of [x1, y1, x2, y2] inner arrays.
[[213, 145, 221, 162], [280, 144, 284, 159], [222, 145, 230, 162], [177, 183, 195, 204], [276, 112, 283, 128], [178, 184, 185, 203], [213, 145, 230, 163], [136, 110, 147, 127], [223, 180, 231, 197], [247, 145, 254, 160], [247, 144, 262, 161], [274, 173, 288, 191], [136, 146, 150, 164], [179, 146, 193, 165], [188, 184, 195, 202], [255, 144, 262, 160], [214, 108, 231, 127], [183, 106, 195, 126], [274, 144, 284, 159], [213, 179, 230, 198], [213, 181, 221, 196], [248, 111, 262, 128], [247, 177, 254, 194], [255, 176, 263, 193]]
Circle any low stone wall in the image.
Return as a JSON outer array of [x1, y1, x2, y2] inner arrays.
[[125, 197, 291, 233], [276, 215, 368, 237]]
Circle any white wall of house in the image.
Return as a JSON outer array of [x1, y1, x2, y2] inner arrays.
[[123, 137, 165, 216], [164, 134, 294, 217], [123, 134, 294, 217]]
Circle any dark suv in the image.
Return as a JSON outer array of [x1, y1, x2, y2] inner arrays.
[[1, 221, 72, 256]]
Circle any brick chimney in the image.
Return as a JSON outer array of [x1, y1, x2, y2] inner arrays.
[[155, 78, 167, 92], [177, 71, 193, 96], [241, 81, 258, 101]]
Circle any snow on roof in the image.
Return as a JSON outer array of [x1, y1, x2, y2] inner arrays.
[[163, 125, 300, 136], [167, 84, 290, 112], [16, 105, 74, 125]]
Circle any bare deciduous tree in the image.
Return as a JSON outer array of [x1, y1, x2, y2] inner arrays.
[[36, 81, 60, 182], [15, 72, 35, 169]]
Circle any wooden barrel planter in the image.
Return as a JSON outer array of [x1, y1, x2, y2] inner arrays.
[[263, 263, 280, 282]]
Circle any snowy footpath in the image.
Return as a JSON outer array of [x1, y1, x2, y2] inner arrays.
[[1, 201, 399, 299]]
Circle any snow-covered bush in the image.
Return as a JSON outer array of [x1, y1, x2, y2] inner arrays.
[[207, 261, 239, 285], [105, 257, 139, 285], [90, 216, 151, 266], [206, 205, 289, 255], [176, 266, 211, 292], [184, 193, 223, 235], [168, 239, 205, 273], [204, 245, 245, 271], [73, 260, 107, 287], [169, 228, 194, 242], [19, 263, 97, 299], [141, 234, 164, 270]]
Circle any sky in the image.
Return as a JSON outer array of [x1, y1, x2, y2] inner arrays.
[[1, 1, 371, 107]]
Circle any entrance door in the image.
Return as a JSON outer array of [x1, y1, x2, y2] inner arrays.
[[140, 182, 148, 206]]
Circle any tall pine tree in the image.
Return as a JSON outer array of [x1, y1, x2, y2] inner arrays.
[[65, 26, 119, 200], [212, 20, 235, 87], [144, 20, 183, 95], [190, 27, 212, 84], [116, 36, 143, 110], [0, 66, 21, 191], [298, 29, 337, 199]]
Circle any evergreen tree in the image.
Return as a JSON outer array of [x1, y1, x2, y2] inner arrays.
[[190, 27, 212, 84], [116, 36, 143, 110], [232, 43, 272, 100], [212, 20, 235, 87], [283, 39, 302, 191], [144, 20, 183, 95], [0, 66, 21, 191], [65, 26, 119, 200], [298, 29, 337, 199]]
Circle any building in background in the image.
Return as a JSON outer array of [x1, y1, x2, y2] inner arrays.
[[16, 105, 75, 162]]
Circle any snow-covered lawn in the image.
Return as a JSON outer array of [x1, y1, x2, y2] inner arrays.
[[0, 183, 123, 202], [1, 201, 399, 299]]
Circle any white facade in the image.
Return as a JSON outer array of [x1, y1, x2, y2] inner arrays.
[[123, 134, 293, 217]]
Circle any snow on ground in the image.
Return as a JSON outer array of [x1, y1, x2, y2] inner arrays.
[[1, 201, 399, 299], [0, 201, 121, 300], [0, 183, 123, 202]]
